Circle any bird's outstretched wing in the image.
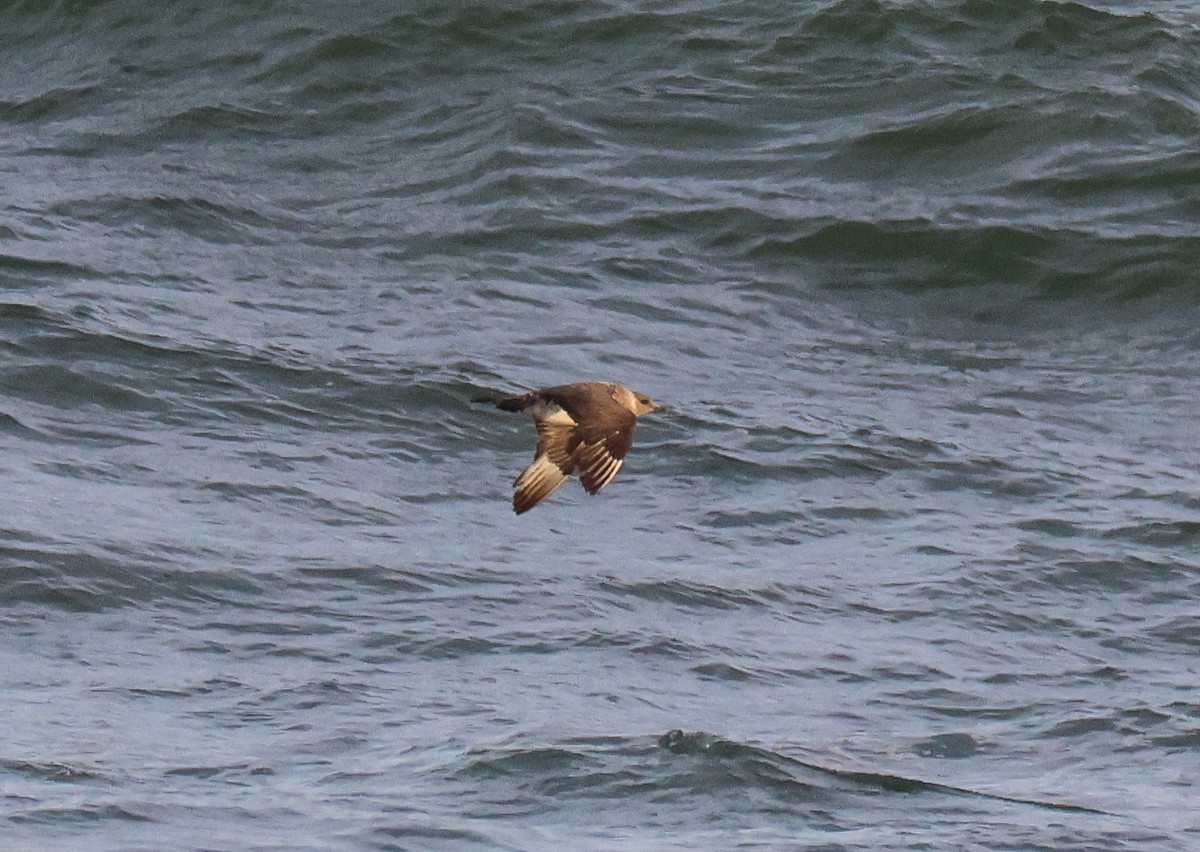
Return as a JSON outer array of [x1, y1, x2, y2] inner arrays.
[[572, 424, 634, 494]]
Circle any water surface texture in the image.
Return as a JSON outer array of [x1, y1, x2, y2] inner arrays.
[[2, 0, 1199, 849]]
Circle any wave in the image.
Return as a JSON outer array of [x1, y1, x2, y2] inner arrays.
[[454, 728, 1111, 817]]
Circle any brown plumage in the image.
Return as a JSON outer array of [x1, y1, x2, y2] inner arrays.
[[483, 382, 663, 513]]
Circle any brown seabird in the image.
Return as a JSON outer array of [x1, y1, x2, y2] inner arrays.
[[482, 382, 663, 513]]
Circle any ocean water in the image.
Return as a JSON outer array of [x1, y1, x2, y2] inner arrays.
[[2, 0, 1198, 849]]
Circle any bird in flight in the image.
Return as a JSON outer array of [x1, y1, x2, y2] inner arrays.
[[481, 381, 663, 513]]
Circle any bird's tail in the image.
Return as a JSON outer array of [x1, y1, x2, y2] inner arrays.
[[496, 394, 531, 411], [475, 391, 531, 411]]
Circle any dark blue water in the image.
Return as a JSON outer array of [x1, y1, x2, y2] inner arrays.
[[2, 1, 1198, 849]]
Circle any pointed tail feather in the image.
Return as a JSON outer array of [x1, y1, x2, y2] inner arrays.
[[494, 393, 533, 412]]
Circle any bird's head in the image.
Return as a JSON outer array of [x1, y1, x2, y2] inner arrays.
[[633, 392, 664, 415]]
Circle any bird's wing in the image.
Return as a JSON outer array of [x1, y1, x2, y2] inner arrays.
[[510, 421, 579, 514], [572, 422, 635, 495], [534, 419, 579, 472], [538, 385, 625, 424], [512, 454, 569, 514]]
